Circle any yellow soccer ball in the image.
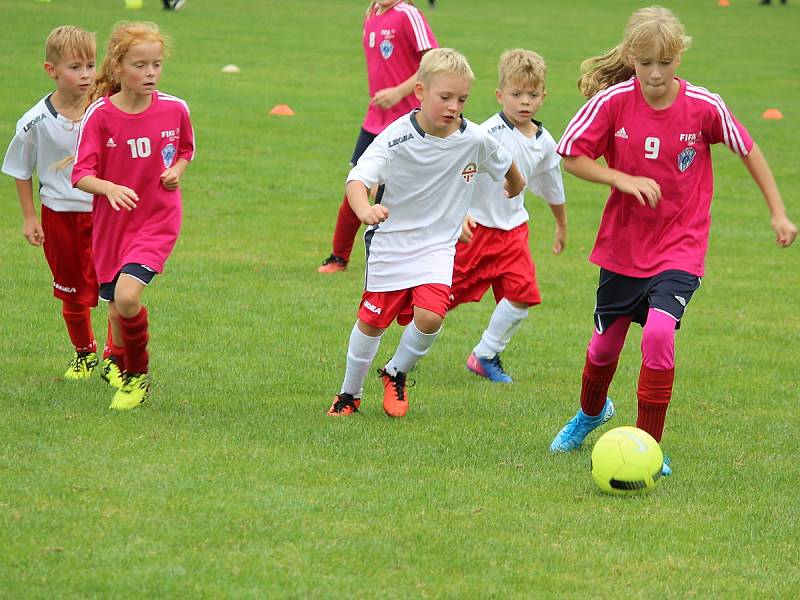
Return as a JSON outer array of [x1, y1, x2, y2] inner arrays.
[[125, 0, 144, 9], [591, 426, 664, 496]]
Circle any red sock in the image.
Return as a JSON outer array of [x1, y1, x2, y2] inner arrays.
[[580, 354, 618, 417], [103, 320, 127, 372], [118, 307, 149, 374], [331, 194, 363, 261], [636, 365, 675, 442], [62, 302, 96, 353]]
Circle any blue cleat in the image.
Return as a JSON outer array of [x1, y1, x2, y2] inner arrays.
[[466, 352, 513, 383], [549, 399, 615, 452], [661, 455, 672, 477]]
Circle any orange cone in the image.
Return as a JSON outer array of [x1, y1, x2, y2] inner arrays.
[[762, 108, 783, 120], [718, 0, 730, 6], [269, 104, 295, 116]]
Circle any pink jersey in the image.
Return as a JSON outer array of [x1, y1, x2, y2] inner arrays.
[[557, 77, 753, 278], [362, 1, 438, 134], [72, 91, 195, 283]]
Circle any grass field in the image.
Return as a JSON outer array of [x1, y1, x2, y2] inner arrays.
[[1, 0, 798, 597]]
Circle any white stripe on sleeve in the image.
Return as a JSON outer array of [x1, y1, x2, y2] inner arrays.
[[558, 81, 634, 155], [396, 4, 432, 51]]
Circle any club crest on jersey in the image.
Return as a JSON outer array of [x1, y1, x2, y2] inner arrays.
[[161, 143, 176, 168], [461, 162, 477, 183], [380, 39, 394, 59], [678, 147, 696, 172]]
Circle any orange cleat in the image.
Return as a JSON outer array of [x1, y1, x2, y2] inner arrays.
[[327, 393, 361, 416], [318, 254, 347, 274], [379, 368, 410, 418]]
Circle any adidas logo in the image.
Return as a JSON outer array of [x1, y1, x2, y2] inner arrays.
[[105, 137, 116, 148], [614, 127, 628, 139]]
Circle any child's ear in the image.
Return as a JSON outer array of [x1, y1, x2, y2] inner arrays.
[[43, 62, 57, 80], [414, 81, 425, 101], [495, 88, 503, 104]]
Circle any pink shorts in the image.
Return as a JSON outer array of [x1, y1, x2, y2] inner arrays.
[[358, 283, 451, 329], [450, 222, 541, 309], [41, 205, 98, 307]]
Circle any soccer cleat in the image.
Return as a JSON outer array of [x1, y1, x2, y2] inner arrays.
[[379, 368, 411, 418], [317, 254, 348, 273], [661, 455, 672, 477], [549, 398, 616, 452], [100, 357, 124, 389], [63, 351, 99, 381], [109, 373, 151, 411], [466, 352, 513, 383], [327, 393, 361, 416], [163, 0, 186, 9]]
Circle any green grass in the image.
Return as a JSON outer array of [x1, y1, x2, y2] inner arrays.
[[1, 0, 799, 597]]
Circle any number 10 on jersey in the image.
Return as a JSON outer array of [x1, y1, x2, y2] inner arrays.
[[127, 137, 151, 159]]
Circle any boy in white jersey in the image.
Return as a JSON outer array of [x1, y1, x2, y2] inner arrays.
[[450, 49, 566, 383], [328, 48, 526, 418], [2, 26, 110, 382]]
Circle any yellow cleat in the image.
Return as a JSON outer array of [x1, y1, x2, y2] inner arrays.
[[109, 373, 151, 410], [64, 351, 99, 381], [100, 357, 124, 389]]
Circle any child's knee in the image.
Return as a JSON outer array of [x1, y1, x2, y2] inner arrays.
[[413, 309, 443, 334]]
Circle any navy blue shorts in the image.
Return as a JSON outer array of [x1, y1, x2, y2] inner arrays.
[[99, 264, 157, 302], [594, 268, 701, 333], [349, 128, 385, 204]]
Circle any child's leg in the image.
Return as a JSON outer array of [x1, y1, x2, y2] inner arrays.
[[61, 301, 96, 353], [384, 307, 442, 377], [341, 320, 384, 398], [636, 308, 676, 442], [582, 316, 632, 416], [103, 312, 126, 373], [473, 298, 529, 358], [331, 195, 363, 262], [114, 275, 149, 375]]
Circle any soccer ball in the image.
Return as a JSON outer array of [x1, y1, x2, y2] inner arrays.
[[591, 426, 663, 496]]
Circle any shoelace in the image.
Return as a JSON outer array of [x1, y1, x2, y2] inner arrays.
[[321, 255, 346, 266], [332, 394, 358, 413], [489, 354, 507, 374], [378, 369, 416, 401], [71, 352, 95, 373]]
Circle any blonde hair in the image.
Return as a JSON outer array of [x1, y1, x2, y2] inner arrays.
[[45, 25, 95, 64], [578, 6, 691, 99], [89, 21, 169, 103], [365, 1, 415, 18], [498, 49, 546, 90], [417, 48, 474, 86]]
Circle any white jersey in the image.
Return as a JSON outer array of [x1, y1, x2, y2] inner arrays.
[[470, 113, 565, 231], [348, 109, 512, 291], [2, 94, 93, 212]]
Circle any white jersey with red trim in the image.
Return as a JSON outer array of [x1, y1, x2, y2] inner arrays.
[[347, 110, 513, 291]]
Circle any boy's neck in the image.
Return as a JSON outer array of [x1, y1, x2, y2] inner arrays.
[[415, 110, 462, 138], [110, 88, 154, 114], [50, 89, 86, 121]]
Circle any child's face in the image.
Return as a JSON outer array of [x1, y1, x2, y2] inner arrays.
[[632, 49, 680, 103], [44, 52, 96, 98], [496, 81, 545, 129], [117, 42, 163, 97], [414, 74, 472, 136]]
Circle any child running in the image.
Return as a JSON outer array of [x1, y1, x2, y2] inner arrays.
[[2, 26, 105, 382], [450, 49, 566, 383], [73, 22, 195, 410], [327, 48, 525, 418], [318, 0, 438, 273], [549, 6, 797, 473]]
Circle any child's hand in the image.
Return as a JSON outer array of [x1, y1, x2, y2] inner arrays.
[[357, 204, 389, 225], [105, 183, 138, 211], [23, 217, 44, 246], [459, 214, 477, 243], [160, 166, 182, 190], [613, 173, 661, 208], [552, 224, 566, 255], [771, 215, 798, 247], [504, 177, 526, 198], [372, 86, 403, 110]]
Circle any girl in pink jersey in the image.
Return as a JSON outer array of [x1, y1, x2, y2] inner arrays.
[[549, 6, 796, 473], [317, 0, 438, 273], [73, 22, 195, 410]]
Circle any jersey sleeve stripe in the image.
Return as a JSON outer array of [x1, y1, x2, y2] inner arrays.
[[396, 5, 432, 51], [686, 85, 747, 156], [74, 98, 105, 163], [557, 82, 635, 155], [158, 93, 191, 115]]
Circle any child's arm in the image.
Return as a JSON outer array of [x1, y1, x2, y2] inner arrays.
[[160, 158, 189, 191], [549, 203, 567, 255], [15, 178, 44, 246], [75, 176, 138, 211], [503, 161, 526, 198], [459, 213, 477, 243], [740, 143, 797, 247], [346, 180, 389, 225], [562, 155, 661, 208], [372, 71, 418, 110]]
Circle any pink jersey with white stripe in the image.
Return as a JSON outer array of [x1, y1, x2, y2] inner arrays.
[[557, 77, 753, 277], [362, 1, 438, 134], [72, 91, 195, 283]]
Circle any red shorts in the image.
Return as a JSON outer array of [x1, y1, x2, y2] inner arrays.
[[450, 222, 541, 309], [358, 283, 451, 329], [41, 205, 98, 307]]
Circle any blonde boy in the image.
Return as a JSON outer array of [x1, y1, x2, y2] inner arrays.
[[450, 49, 567, 383], [1, 26, 112, 381], [328, 48, 525, 418]]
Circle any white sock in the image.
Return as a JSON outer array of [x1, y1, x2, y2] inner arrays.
[[473, 298, 529, 358], [384, 321, 440, 376], [341, 323, 382, 397]]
